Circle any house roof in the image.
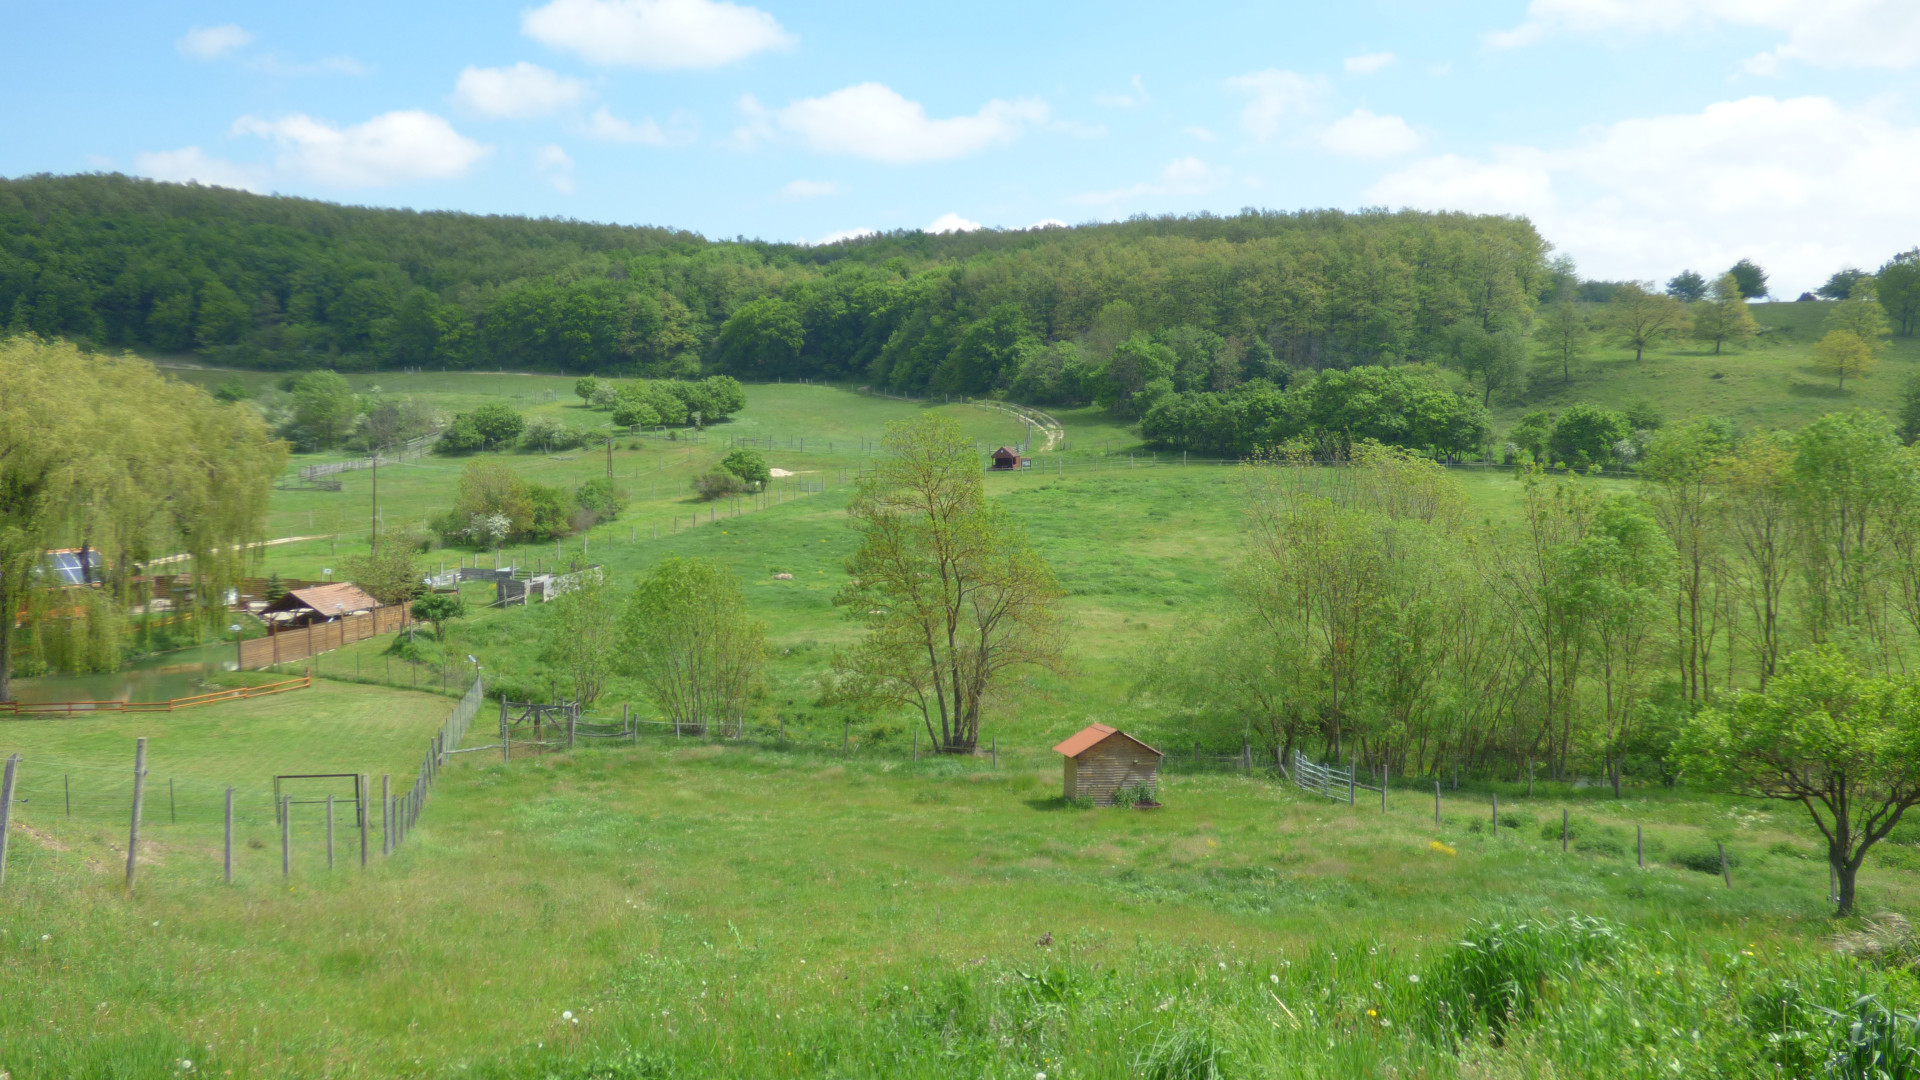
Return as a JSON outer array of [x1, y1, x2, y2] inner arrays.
[[266, 582, 381, 616], [991, 446, 1019, 457], [1052, 722, 1162, 759]]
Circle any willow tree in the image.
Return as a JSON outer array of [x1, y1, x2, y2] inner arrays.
[[622, 557, 763, 735], [833, 414, 1065, 753], [0, 338, 283, 698]]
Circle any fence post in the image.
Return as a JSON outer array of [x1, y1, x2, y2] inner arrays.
[[222, 780, 234, 883], [1381, 758, 1388, 812], [568, 712, 575, 750], [280, 796, 291, 879], [1527, 760, 1534, 798], [381, 775, 391, 856], [0, 754, 16, 886], [1491, 792, 1499, 834], [359, 775, 369, 868], [327, 795, 336, 870], [992, 735, 997, 767], [912, 729, 918, 762], [1242, 738, 1250, 775], [843, 719, 850, 753], [126, 738, 147, 889], [1636, 824, 1643, 868], [1347, 757, 1355, 806], [1718, 842, 1731, 888], [1434, 781, 1441, 826], [1561, 809, 1569, 852]]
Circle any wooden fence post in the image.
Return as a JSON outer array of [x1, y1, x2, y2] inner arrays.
[[912, 729, 918, 762], [359, 775, 369, 868], [1434, 781, 1441, 826], [0, 754, 17, 886], [126, 738, 147, 889], [1718, 842, 1732, 888], [1491, 792, 1499, 835], [1242, 738, 1250, 775], [326, 795, 335, 870], [223, 787, 234, 883], [567, 712, 575, 750], [1636, 824, 1643, 868], [992, 735, 997, 767], [1381, 758, 1388, 812], [1561, 809, 1569, 853], [1527, 760, 1534, 798], [1347, 757, 1355, 806], [380, 775, 391, 856], [280, 796, 291, 879]]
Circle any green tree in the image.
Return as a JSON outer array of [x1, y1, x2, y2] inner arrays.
[[1548, 403, 1630, 469], [1508, 411, 1554, 463], [1899, 371, 1920, 446], [410, 592, 465, 642], [1607, 283, 1687, 362], [1876, 251, 1920, 336], [288, 370, 358, 450], [715, 297, 805, 376], [542, 571, 616, 705], [1641, 421, 1733, 702], [1789, 411, 1905, 646], [1827, 287, 1891, 355], [1813, 329, 1877, 391], [1099, 335, 1176, 417], [720, 448, 770, 489], [1691, 272, 1757, 355], [1563, 499, 1670, 794], [1728, 258, 1769, 299], [574, 476, 624, 522], [1680, 646, 1920, 915], [1818, 267, 1870, 301], [622, 557, 765, 735], [1536, 300, 1591, 385], [1665, 270, 1707, 302], [574, 376, 599, 405], [462, 403, 525, 450], [833, 414, 1066, 752], [342, 541, 421, 603]]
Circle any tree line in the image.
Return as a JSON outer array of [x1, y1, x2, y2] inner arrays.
[[1, 174, 1548, 394]]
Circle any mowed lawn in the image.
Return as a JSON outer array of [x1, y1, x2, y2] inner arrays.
[[4, 725, 1917, 1078]]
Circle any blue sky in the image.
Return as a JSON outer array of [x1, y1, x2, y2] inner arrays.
[[4, 0, 1919, 293]]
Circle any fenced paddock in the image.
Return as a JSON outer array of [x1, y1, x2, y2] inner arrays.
[[0, 679, 464, 886], [0, 674, 311, 717]]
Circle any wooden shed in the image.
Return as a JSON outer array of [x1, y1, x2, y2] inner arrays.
[[1053, 723, 1162, 805], [261, 582, 382, 628], [990, 446, 1020, 470]]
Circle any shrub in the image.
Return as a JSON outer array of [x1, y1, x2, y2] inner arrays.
[[575, 476, 625, 522], [1498, 811, 1532, 829], [1672, 847, 1740, 874], [693, 469, 744, 501], [522, 415, 589, 452], [720, 448, 770, 488]]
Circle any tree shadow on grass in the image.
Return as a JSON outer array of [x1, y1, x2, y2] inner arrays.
[[1786, 378, 1848, 398], [1027, 795, 1094, 811]]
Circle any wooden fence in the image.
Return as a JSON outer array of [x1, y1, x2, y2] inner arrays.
[[237, 604, 411, 670], [1292, 751, 1378, 804], [0, 675, 311, 718]]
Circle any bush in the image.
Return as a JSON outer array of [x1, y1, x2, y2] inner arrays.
[[575, 476, 625, 522], [720, 448, 770, 488], [522, 415, 589, 452], [1672, 847, 1740, 874], [693, 469, 745, 501], [436, 414, 485, 453], [1498, 811, 1532, 829]]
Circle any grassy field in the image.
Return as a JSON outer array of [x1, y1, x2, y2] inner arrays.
[[6, 701, 1919, 1078]]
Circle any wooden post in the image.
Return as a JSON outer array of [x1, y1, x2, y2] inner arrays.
[[1718, 842, 1731, 888], [1452, 759, 1459, 790], [1434, 781, 1441, 826], [0, 754, 16, 886], [223, 787, 234, 883], [1491, 792, 1499, 834], [326, 795, 335, 870], [126, 738, 147, 889], [1561, 808, 1569, 852], [280, 796, 291, 879], [992, 735, 997, 766], [1636, 824, 1644, 868], [1242, 738, 1251, 775], [380, 775, 391, 856], [1347, 756, 1355, 806], [1381, 758, 1388, 812], [568, 711, 575, 750], [359, 775, 369, 868], [912, 729, 918, 762], [1527, 760, 1534, 798]]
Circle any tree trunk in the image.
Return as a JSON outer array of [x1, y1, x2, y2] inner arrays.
[[0, 589, 11, 703], [1836, 854, 1859, 917]]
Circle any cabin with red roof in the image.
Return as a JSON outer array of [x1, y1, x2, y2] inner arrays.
[[1052, 723, 1162, 805]]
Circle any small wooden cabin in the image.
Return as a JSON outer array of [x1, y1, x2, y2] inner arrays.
[[990, 446, 1020, 470], [1053, 723, 1162, 805]]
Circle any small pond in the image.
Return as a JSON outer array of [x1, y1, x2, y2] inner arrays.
[[8, 642, 239, 704]]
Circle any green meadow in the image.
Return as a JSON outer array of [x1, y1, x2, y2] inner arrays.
[[2, 353, 1918, 1078]]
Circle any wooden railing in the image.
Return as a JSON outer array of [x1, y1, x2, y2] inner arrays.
[[0, 675, 311, 717]]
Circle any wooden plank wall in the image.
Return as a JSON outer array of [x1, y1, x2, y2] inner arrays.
[[1073, 740, 1161, 805], [237, 602, 411, 669]]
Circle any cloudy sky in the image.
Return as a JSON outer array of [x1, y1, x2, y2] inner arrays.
[[5, 0, 1920, 293]]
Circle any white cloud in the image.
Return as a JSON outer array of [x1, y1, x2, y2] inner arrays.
[[1344, 52, 1396, 75], [535, 145, 576, 194], [584, 106, 696, 145], [522, 0, 793, 69], [231, 110, 491, 187], [1366, 95, 1920, 293], [1094, 75, 1150, 108], [806, 227, 877, 246], [778, 179, 841, 200], [133, 147, 267, 192], [1319, 109, 1425, 157], [1226, 69, 1326, 139], [1073, 156, 1225, 204], [454, 63, 589, 119], [768, 84, 1047, 163], [1027, 218, 1069, 230], [1489, 0, 1920, 71], [178, 25, 251, 60], [926, 212, 984, 234]]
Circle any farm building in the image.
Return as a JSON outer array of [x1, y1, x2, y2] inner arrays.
[[260, 582, 382, 628], [990, 446, 1020, 470], [1053, 723, 1162, 805]]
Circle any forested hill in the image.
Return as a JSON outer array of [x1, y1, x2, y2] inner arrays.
[[0, 172, 1549, 393]]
